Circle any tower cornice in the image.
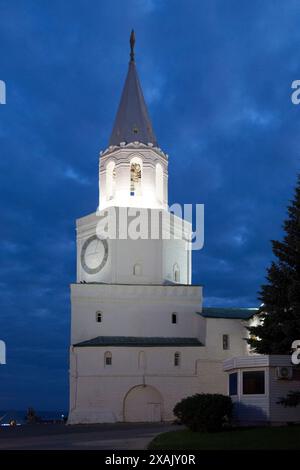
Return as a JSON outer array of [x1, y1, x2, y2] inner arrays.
[[100, 141, 168, 161]]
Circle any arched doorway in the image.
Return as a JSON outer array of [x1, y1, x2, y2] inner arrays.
[[124, 385, 163, 422]]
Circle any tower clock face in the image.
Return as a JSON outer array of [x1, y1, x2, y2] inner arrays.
[[80, 235, 108, 274]]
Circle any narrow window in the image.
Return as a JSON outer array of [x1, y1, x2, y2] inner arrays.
[[229, 372, 238, 396], [106, 161, 116, 200], [96, 311, 102, 323], [173, 263, 180, 283], [223, 334, 230, 350], [242, 371, 265, 395], [172, 313, 177, 324], [130, 161, 142, 196], [138, 351, 146, 369], [104, 351, 112, 366], [133, 263, 142, 276], [174, 352, 180, 367], [156, 163, 164, 203]]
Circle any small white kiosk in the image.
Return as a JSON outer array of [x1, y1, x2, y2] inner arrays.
[[223, 355, 300, 424]]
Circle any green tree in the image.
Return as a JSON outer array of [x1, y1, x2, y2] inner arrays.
[[247, 175, 300, 354]]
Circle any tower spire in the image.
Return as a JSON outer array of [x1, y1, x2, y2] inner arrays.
[[108, 31, 157, 147], [130, 29, 135, 62]]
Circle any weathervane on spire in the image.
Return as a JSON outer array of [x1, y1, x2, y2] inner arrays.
[[130, 29, 135, 62]]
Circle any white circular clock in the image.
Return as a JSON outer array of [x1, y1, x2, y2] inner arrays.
[[80, 235, 108, 274]]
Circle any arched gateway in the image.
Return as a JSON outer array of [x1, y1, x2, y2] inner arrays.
[[123, 385, 163, 422]]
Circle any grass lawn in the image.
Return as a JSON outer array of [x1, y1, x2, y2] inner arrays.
[[148, 425, 300, 450]]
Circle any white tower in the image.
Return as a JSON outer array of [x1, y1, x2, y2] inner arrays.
[[75, 32, 191, 288], [68, 33, 245, 424]]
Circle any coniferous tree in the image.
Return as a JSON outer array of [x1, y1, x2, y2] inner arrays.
[[247, 175, 300, 354]]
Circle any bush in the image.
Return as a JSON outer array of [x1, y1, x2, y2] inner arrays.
[[173, 393, 233, 432]]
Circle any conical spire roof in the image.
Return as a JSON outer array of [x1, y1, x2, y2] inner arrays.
[[109, 31, 157, 147]]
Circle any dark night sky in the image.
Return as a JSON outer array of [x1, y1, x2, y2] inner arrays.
[[0, 0, 299, 411]]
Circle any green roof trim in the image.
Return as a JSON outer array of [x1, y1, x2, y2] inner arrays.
[[74, 336, 203, 348], [198, 307, 258, 320]]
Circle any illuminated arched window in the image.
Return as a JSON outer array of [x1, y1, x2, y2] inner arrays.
[[156, 163, 163, 203], [104, 351, 112, 366], [106, 161, 116, 200], [173, 263, 180, 283], [130, 158, 142, 196]]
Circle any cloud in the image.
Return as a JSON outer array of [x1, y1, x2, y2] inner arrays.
[[134, 0, 162, 14], [63, 167, 90, 185]]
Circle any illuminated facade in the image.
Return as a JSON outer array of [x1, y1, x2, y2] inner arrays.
[[68, 33, 251, 424]]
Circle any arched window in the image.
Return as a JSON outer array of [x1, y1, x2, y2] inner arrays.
[[173, 263, 180, 283], [104, 351, 112, 366], [133, 263, 142, 276], [138, 351, 147, 370], [96, 311, 102, 323], [106, 161, 116, 200], [174, 352, 180, 367], [171, 313, 177, 324], [156, 163, 164, 204], [130, 157, 142, 196]]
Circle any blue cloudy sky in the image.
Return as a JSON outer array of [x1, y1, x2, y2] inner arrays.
[[0, 0, 300, 411]]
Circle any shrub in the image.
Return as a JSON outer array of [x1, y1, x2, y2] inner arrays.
[[173, 393, 233, 432]]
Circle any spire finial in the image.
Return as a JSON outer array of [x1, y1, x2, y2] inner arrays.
[[130, 29, 135, 62]]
